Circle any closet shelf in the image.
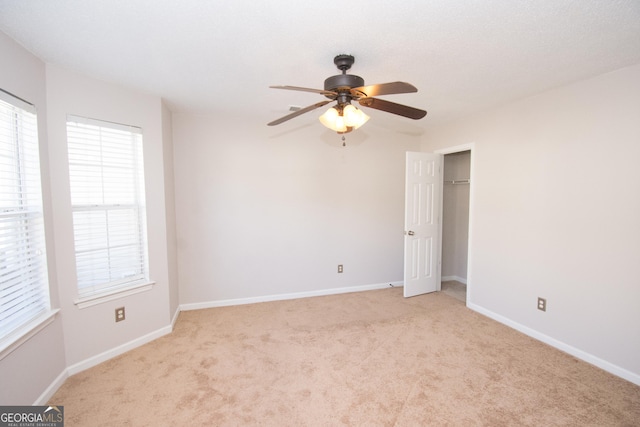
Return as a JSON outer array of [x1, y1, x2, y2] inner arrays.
[[444, 179, 470, 185]]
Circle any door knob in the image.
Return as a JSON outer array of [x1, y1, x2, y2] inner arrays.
[[406, 230, 415, 236]]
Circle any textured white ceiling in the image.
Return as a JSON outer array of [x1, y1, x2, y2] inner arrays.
[[1, 0, 639, 128]]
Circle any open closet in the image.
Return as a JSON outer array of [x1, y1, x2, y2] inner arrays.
[[441, 150, 470, 302]]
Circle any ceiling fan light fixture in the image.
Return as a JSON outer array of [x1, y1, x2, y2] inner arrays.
[[319, 104, 369, 133]]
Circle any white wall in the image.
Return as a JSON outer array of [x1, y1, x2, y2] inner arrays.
[[422, 63, 640, 383], [46, 65, 176, 367], [173, 114, 421, 305], [0, 31, 66, 405]]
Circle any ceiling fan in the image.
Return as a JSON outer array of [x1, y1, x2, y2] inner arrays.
[[267, 54, 427, 134]]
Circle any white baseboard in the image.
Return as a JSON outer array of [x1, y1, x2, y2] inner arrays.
[[467, 302, 640, 387], [180, 281, 404, 311], [66, 325, 173, 376], [34, 369, 68, 405], [442, 275, 467, 284], [171, 305, 181, 329]]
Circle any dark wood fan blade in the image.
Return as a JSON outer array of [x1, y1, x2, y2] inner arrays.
[[351, 82, 418, 97], [358, 97, 427, 120], [269, 85, 337, 97], [267, 100, 333, 126]]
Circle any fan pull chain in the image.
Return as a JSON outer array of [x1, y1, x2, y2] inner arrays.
[[342, 135, 346, 147]]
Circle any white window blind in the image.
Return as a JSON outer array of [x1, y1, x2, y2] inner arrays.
[[66, 115, 148, 297], [0, 89, 51, 342]]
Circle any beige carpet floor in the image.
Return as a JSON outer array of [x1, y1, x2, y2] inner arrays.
[[50, 288, 640, 426]]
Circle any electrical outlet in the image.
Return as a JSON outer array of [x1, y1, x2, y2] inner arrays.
[[338, 264, 343, 273], [537, 298, 546, 312], [115, 307, 126, 322]]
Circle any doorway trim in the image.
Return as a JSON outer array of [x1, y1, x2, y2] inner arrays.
[[435, 143, 475, 305]]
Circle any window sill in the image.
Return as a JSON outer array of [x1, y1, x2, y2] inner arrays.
[[0, 309, 60, 361], [74, 281, 156, 309]]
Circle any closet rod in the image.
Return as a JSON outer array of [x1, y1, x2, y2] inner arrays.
[[444, 179, 470, 185]]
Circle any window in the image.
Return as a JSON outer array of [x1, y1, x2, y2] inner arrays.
[[66, 115, 149, 299], [0, 89, 51, 344]]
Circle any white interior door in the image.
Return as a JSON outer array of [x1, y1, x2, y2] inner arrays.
[[404, 152, 442, 297]]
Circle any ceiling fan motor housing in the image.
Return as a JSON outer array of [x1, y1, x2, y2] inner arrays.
[[324, 74, 365, 92]]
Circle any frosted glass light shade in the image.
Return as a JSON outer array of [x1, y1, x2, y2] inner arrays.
[[319, 107, 346, 132], [342, 104, 359, 127], [353, 108, 370, 129]]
